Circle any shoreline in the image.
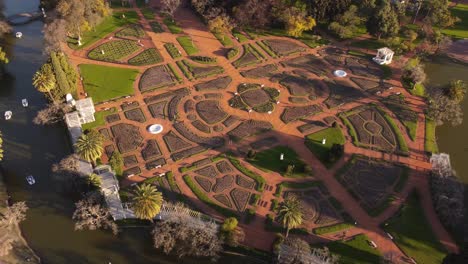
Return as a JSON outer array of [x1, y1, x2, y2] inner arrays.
[[0, 169, 41, 264]]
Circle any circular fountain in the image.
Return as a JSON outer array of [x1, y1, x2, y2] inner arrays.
[[333, 70, 347, 78], [147, 124, 163, 134]]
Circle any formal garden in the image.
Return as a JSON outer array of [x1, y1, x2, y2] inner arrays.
[[44, 0, 464, 262]]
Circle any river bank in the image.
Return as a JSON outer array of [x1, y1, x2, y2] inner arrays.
[[0, 169, 40, 264]]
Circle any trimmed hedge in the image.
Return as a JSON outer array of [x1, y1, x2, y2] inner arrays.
[[313, 222, 354, 235], [183, 175, 236, 217], [227, 157, 265, 192]]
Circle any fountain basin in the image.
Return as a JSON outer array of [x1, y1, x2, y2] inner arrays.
[[333, 70, 347, 78], [147, 124, 163, 134]]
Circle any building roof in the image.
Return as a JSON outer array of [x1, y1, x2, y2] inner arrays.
[[377, 47, 394, 55], [75, 98, 95, 114]]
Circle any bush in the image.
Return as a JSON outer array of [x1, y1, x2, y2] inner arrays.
[[222, 217, 238, 232], [227, 47, 239, 60], [228, 156, 266, 192], [250, 193, 260, 205], [109, 151, 123, 176], [51, 52, 73, 97], [245, 208, 256, 224]]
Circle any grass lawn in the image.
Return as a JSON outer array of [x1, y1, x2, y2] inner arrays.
[[163, 17, 183, 34], [350, 38, 383, 50], [232, 30, 249, 43], [313, 222, 354, 235], [409, 83, 426, 97], [247, 146, 309, 178], [425, 119, 439, 153], [79, 64, 138, 103], [82, 107, 116, 131], [213, 32, 233, 46], [323, 234, 382, 264], [176, 36, 199, 55], [68, 11, 139, 50], [141, 8, 155, 20], [305, 127, 345, 168], [384, 192, 447, 264], [442, 4, 468, 39]]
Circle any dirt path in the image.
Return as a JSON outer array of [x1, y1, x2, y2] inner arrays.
[[61, 0, 459, 257]]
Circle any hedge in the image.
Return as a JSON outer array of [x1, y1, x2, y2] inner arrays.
[[313, 222, 354, 235], [183, 175, 236, 217], [227, 157, 266, 192]]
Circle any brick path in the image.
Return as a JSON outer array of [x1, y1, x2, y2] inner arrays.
[[61, 0, 459, 258]]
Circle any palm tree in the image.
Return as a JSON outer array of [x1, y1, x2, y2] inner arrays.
[[131, 183, 163, 221], [277, 196, 303, 237], [74, 130, 104, 166], [32, 66, 56, 103], [0, 131, 4, 161]]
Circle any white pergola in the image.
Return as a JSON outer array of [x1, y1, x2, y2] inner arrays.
[[372, 47, 394, 65]]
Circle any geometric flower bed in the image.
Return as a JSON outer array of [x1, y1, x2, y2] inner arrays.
[[110, 123, 144, 154], [381, 95, 418, 141], [88, 39, 140, 63], [228, 120, 273, 141], [128, 48, 163, 66], [279, 75, 326, 99], [281, 54, 330, 77], [233, 44, 265, 68], [177, 60, 224, 80], [340, 106, 406, 153], [183, 157, 259, 213], [324, 80, 365, 108], [115, 25, 145, 38], [228, 83, 279, 113], [240, 64, 278, 79], [280, 104, 322, 124], [261, 39, 305, 57], [336, 157, 402, 215], [195, 100, 228, 124], [162, 131, 192, 153], [141, 139, 162, 161], [139, 65, 178, 92], [194, 76, 232, 91], [124, 108, 146, 123]]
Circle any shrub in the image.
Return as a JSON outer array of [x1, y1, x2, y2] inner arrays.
[[222, 217, 238, 232], [227, 47, 239, 60], [109, 151, 123, 176], [245, 208, 256, 224], [228, 156, 266, 192]]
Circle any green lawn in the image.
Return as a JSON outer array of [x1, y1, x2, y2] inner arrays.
[[425, 119, 439, 153], [305, 127, 345, 168], [313, 222, 354, 235], [384, 192, 447, 264], [141, 8, 155, 20], [232, 30, 249, 43], [213, 32, 233, 46], [247, 146, 309, 178], [163, 17, 183, 34], [79, 64, 138, 103], [324, 234, 382, 264], [82, 107, 116, 131], [176, 36, 199, 55], [350, 38, 383, 50], [68, 11, 139, 50], [442, 4, 468, 39]]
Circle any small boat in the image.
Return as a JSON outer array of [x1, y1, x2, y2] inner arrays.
[[26, 175, 36, 185], [4, 111, 12, 120], [22, 99, 28, 107], [15, 32, 22, 38]]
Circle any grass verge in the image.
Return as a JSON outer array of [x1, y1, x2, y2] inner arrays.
[[305, 127, 345, 168], [176, 36, 199, 55]]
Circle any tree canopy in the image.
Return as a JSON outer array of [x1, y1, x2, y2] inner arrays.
[[277, 196, 303, 237], [366, 0, 399, 39], [131, 183, 163, 220]]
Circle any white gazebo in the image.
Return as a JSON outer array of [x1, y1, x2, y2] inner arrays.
[[372, 47, 394, 65]]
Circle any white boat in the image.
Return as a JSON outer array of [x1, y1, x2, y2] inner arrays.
[[26, 175, 36, 185], [22, 99, 28, 107], [15, 32, 22, 38], [4, 111, 12, 120]]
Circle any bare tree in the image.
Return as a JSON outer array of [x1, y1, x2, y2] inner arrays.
[[72, 192, 118, 235], [233, 0, 276, 29], [161, 0, 181, 18], [152, 211, 222, 260], [277, 237, 338, 264], [0, 202, 28, 228], [33, 103, 72, 125], [43, 18, 67, 54]]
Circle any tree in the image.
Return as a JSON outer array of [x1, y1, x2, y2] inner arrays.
[[0, 202, 28, 228], [328, 5, 362, 39], [425, 0, 459, 28], [72, 192, 118, 235], [308, 0, 352, 22], [403, 57, 426, 89], [278, 237, 339, 264], [0, 235, 14, 257], [432, 30, 453, 53], [220, 217, 245, 247], [86, 173, 102, 189], [0, 47, 8, 78], [131, 183, 163, 220], [51, 154, 87, 193], [426, 93, 463, 126], [0, 131, 3, 161], [279, 4, 316, 37], [277, 196, 303, 237], [33, 103, 72, 125], [208, 13, 235, 41], [74, 130, 104, 166], [161, 0, 181, 18], [43, 18, 67, 54], [366, 0, 400, 39], [233, 0, 276, 28], [447, 80, 466, 103], [108, 151, 123, 176], [32, 64, 56, 103], [152, 213, 222, 260]]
